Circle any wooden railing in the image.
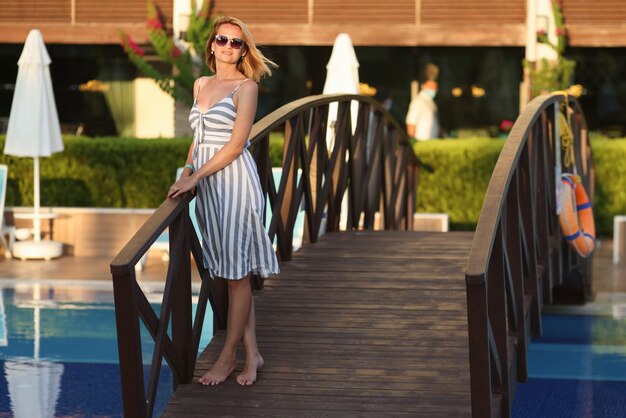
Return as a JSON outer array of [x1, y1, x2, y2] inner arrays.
[[110, 94, 422, 417], [465, 93, 594, 417]]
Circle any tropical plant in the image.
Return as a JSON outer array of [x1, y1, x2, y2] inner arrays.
[[524, 0, 576, 97], [120, 0, 215, 106]]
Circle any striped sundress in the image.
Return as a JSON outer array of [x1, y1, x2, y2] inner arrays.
[[189, 78, 279, 280]]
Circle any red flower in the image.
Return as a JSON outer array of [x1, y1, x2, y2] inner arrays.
[[170, 46, 182, 58], [555, 27, 566, 36], [146, 17, 163, 30], [500, 120, 514, 132], [122, 34, 145, 57]]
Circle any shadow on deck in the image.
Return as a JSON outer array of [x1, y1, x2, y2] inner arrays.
[[163, 231, 475, 417]]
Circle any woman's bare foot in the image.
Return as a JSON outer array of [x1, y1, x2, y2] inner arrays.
[[237, 353, 264, 386], [198, 355, 237, 386]]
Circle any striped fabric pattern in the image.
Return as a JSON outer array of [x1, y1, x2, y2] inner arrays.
[[189, 80, 280, 280]]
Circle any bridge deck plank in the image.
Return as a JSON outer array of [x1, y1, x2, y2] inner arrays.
[[163, 230, 474, 417]]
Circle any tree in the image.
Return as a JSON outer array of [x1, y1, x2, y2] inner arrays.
[[120, 0, 215, 106]]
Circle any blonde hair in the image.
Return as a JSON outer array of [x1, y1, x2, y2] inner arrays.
[[205, 16, 278, 82]]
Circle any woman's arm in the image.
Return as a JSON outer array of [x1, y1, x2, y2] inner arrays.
[[180, 141, 195, 177]]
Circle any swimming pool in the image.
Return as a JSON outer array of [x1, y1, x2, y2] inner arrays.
[[0, 279, 213, 417], [2, 280, 624, 417], [512, 303, 626, 417]]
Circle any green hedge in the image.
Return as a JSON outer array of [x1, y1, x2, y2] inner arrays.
[[413, 139, 504, 231], [413, 138, 626, 236], [0, 136, 190, 208], [1, 135, 624, 236], [589, 139, 626, 235]]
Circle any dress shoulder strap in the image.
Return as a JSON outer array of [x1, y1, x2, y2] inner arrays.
[[231, 78, 250, 95], [194, 77, 206, 102]]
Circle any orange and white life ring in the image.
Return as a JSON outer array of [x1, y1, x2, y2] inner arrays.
[[559, 173, 595, 257]]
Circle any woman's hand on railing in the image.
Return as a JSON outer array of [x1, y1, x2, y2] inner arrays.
[[168, 175, 198, 199]]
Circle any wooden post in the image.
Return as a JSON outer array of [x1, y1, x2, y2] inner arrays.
[[489, 231, 511, 416], [112, 267, 147, 418], [465, 272, 492, 418], [170, 210, 193, 385]]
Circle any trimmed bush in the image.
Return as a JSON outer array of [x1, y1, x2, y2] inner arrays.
[[589, 138, 626, 235], [0, 134, 284, 209], [1, 135, 624, 236], [412, 137, 626, 237], [0, 135, 190, 208], [413, 139, 504, 230]]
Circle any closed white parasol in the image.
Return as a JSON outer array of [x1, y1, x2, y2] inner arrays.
[[323, 33, 360, 148], [4, 29, 64, 260], [321, 34, 361, 231]]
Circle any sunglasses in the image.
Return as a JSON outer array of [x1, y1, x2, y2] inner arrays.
[[214, 35, 245, 50]]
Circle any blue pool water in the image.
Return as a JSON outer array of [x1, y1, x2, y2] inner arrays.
[[512, 313, 626, 417], [1, 280, 624, 417], [0, 280, 213, 417]]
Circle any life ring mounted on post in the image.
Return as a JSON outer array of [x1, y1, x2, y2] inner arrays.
[[559, 173, 595, 257]]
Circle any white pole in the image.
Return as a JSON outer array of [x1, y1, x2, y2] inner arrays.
[[521, 0, 538, 109], [33, 156, 41, 243], [525, 0, 537, 63]]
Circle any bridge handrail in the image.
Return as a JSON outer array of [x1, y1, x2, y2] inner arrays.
[[465, 93, 593, 417], [110, 93, 422, 417]]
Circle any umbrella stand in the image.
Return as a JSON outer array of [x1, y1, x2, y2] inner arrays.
[[11, 157, 63, 260], [33, 156, 41, 242]]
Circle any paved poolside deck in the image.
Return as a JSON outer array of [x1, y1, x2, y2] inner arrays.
[[0, 248, 200, 283], [0, 238, 621, 293]]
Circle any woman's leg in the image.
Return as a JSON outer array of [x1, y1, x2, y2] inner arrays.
[[237, 296, 264, 386], [199, 276, 252, 385]]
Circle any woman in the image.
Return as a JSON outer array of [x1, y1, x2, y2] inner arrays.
[[168, 16, 279, 386]]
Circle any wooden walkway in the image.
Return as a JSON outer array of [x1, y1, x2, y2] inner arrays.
[[163, 230, 475, 417]]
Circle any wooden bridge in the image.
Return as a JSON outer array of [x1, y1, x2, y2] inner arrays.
[[111, 93, 593, 417]]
